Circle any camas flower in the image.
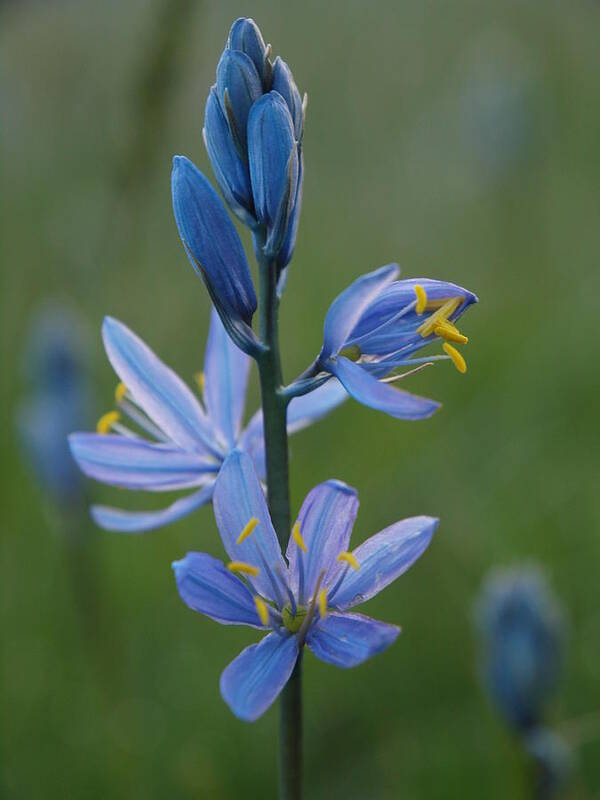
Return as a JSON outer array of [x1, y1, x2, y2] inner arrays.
[[173, 449, 438, 721], [69, 310, 345, 534], [289, 263, 477, 420]]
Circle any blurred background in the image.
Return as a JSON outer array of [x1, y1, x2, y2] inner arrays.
[[2, 1, 599, 797]]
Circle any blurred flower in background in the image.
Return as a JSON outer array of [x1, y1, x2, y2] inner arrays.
[[17, 302, 92, 514], [475, 566, 572, 796]]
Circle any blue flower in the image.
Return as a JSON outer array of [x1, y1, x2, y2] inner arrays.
[[475, 567, 566, 732], [173, 449, 438, 721], [69, 310, 346, 534], [17, 304, 92, 505], [202, 17, 304, 271], [291, 263, 477, 420]]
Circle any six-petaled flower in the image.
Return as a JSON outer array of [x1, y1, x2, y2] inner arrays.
[[173, 449, 438, 721]]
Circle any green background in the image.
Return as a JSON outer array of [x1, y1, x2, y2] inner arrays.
[[2, 1, 599, 797]]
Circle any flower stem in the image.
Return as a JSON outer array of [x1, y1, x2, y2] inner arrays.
[[256, 241, 301, 800]]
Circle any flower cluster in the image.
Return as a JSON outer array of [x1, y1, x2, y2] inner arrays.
[[69, 17, 479, 723]]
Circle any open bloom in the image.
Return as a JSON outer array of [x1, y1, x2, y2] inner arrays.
[[300, 263, 477, 420], [173, 449, 438, 721], [69, 310, 345, 533]]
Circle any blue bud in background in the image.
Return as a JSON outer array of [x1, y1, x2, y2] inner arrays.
[[204, 86, 256, 227], [248, 92, 299, 258], [475, 566, 566, 733], [216, 49, 263, 156], [227, 17, 271, 88], [524, 727, 573, 798], [17, 304, 92, 506]]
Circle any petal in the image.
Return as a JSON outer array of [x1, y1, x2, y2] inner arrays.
[[91, 484, 214, 533], [307, 612, 400, 668], [220, 632, 299, 721], [329, 356, 440, 420], [69, 433, 218, 491], [171, 156, 257, 327], [204, 87, 255, 227], [213, 450, 288, 601], [102, 316, 220, 455], [320, 263, 399, 360], [238, 409, 267, 480], [203, 308, 251, 447], [248, 92, 299, 256], [286, 377, 347, 435], [331, 516, 438, 609], [286, 480, 358, 603], [173, 552, 263, 627]]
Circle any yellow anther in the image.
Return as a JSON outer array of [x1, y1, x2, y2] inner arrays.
[[443, 343, 467, 374], [414, 284, 428, 315], [433, 320, 469, 345], [254, 596, 269, 626], [236, 517, 259, 545], [96, 411, 120, 435], [417, 297, 461, 338], [337, 551, 360, 571], [318, 589, 328, 619], [292, 522, 307, 553], [194, 371, 205, 395], [114, 382, 127, 403], [227, 561, 260, 577]]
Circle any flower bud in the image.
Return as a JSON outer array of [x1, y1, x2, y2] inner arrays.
[[248, 92, 299, 258], [216, 49, 263, 155], [272, 57, 303, 141], [228, 17, 271, 88]]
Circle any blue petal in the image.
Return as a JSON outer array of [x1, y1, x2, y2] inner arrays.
[[216, 49, 263, 153], [272, 57, 303, 140], [203, 308, 251, 447], [204, 87, 255, 227], [173, 552, 263, 627], [286, 480, 358, 604], [276, 148, 303, 273], [286, 377, 347, 434], [171, 156, 257, 327], [102, 316, 220, 455], [329, 356, 440, 420], [213, 450, 288, 601], [238, 410, 266, 479], [220, 632, 299, 721], [248, 92, 299, 257], [331, 516, 438, 609], [91, 484, 214, 533], [320, 264, 399, 360], [227, 18, 269, 86], [69, 433, 217, 491], [307, 612, 400, 668]]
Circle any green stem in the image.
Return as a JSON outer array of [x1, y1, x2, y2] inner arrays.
[[256, 242, 301, 800]]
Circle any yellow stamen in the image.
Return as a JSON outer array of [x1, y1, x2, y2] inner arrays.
[[414, 284, 427, 315], [194, 371, 205, 395], [114, 382, 127, 403], [96, 411, 120, 435], [318, 589, 328, 619], [292, 522, 307, 553], [433, 320, 469, 345], [236, 517, 259, 545], [417, 297, 461, 338], [254, 596, 269, 626], [227, 561, 260, 577], [337, 551, 360, 571], [443, 343, 467, 374]]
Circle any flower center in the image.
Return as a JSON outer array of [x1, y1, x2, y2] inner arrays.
[[282, 604, 307, 634]]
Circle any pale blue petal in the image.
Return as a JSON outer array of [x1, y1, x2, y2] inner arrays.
[[69, 433, 218, 491], [238, 409, 267, 480], [286, 480, 358, 604], [329, 356, 440, 420], [213, 450, 288, 601], [203, 308, 250, 447], [332, 516, 438, 609], [102, 317, 220, 455], [320, 264, 399, 360], [307, 612, 400, 668], [173, 552, 263, 627], [286, 378, 347, 435], [91, 484, 214, 533], [220, 632, 299, 721]]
